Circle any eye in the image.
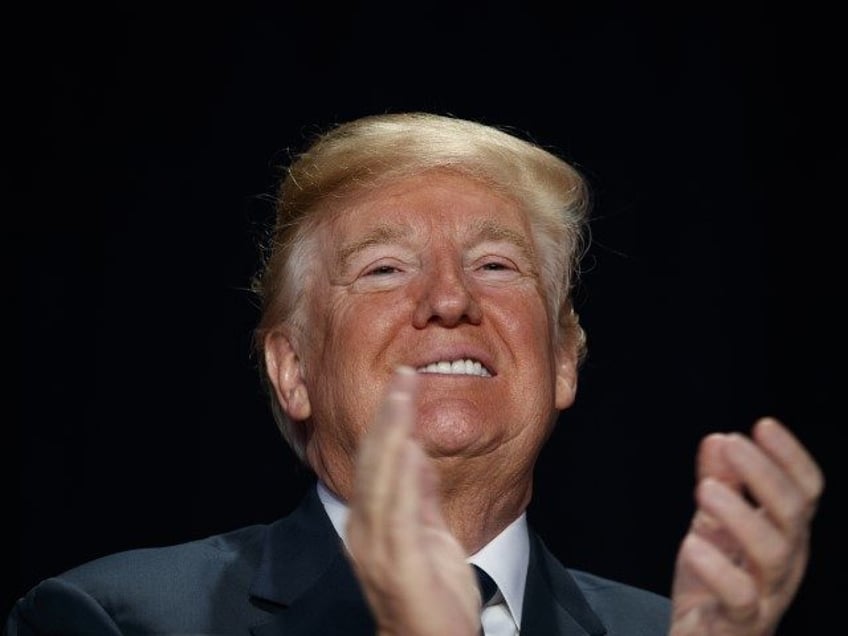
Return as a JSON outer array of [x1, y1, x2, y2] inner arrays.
[[476, 258, 517, 273], [365, 264, 401, 276], [471, 256, 523, 283]]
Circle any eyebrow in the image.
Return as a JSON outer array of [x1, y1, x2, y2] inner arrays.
[[336, 223, 411, 271], [335, 218, 537, 271], [469, 219, 536, 264]]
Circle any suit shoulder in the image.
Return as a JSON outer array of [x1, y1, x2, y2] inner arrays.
[[529, 533, 670, 635], [62, 523, 269, 589], [567, 568, 671, 634], [567, 568, 669, 604], [6, 523, 273, 634]]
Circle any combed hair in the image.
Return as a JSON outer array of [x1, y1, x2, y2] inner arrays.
[[251, 112, 591, 461]]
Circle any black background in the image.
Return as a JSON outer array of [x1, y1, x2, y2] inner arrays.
[[8, 2, 843, 632]]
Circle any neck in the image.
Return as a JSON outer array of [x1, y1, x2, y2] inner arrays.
[[313, 445, 535, 556], [433, 455, 533, 554]]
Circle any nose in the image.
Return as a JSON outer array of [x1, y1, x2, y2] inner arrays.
[[412, 262, 483, 328]]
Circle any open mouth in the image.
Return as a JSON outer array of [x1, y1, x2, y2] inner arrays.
[[416, 358, 492, 377]]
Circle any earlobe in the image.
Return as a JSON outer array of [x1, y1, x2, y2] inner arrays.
[[264, 330, 312, 421], [554, 342, 578, 410]]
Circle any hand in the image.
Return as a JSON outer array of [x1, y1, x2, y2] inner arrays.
[[669, 417, 824, 635], [345, 367, 481, 636]]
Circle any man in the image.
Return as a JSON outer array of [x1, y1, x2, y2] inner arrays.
[[6, 112, 824, 635]]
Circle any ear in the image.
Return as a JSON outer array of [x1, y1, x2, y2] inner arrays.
[[554, 338, 578, 410], [264, 329, 312, 421]]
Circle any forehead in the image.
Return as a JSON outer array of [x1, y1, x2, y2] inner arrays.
[[321, 171, 532, 242]]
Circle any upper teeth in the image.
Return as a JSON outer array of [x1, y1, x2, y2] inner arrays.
[[416, 359, 491, 377]]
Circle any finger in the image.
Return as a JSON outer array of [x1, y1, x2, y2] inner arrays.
[[350, 367, 418, 542], [354, 366, 418, 500], [692, 433, 744, 555], [697, 477, 787, 578], [417, 444, 445, 530], [388, 437, 429, 561], [677, 532, 759, 624], [721, 433, 811, 531], [689, 508, 743, 561], [697, 433, 741, 487], [752, 417, 825, 504]]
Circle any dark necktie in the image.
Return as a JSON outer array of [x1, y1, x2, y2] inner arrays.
[[472, 564, 499, 606]]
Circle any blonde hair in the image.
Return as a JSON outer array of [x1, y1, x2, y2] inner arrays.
[[252, 112, 590, 460]]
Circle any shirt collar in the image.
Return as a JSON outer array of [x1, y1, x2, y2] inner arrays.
[[316, 480, 529, 627]]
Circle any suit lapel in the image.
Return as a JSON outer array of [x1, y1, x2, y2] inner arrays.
[[250, 557, 374, 636], [246, 488, 609, 636], [520, 531, 608, 636], [248, 486, 376, 636]]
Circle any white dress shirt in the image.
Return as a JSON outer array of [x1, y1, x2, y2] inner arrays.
[[317, 480, 527, 635]]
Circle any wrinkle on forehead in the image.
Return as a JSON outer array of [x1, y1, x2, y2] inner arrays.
[[326, 171, 539, 273]]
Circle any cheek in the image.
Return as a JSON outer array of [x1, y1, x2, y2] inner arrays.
[[499, 295, 558, 392], [494, 291, 552, 347], [306, 295, 409, 423]]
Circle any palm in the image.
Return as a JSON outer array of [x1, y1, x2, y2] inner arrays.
[[346, 369, 480, 636], [669, 420, 822, 636]]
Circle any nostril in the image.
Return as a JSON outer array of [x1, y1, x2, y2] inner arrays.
[[412, 271, 483, 328]]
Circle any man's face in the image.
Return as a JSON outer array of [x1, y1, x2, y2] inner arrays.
[[280, 171, 577, 496]]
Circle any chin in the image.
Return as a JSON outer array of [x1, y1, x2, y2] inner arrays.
[[414, 405, 497, 457]]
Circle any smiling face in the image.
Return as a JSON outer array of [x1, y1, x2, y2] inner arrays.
[[266, 171, 578, 499]]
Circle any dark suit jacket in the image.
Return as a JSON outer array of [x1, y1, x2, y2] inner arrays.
[[6, 486, 670, 635]]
